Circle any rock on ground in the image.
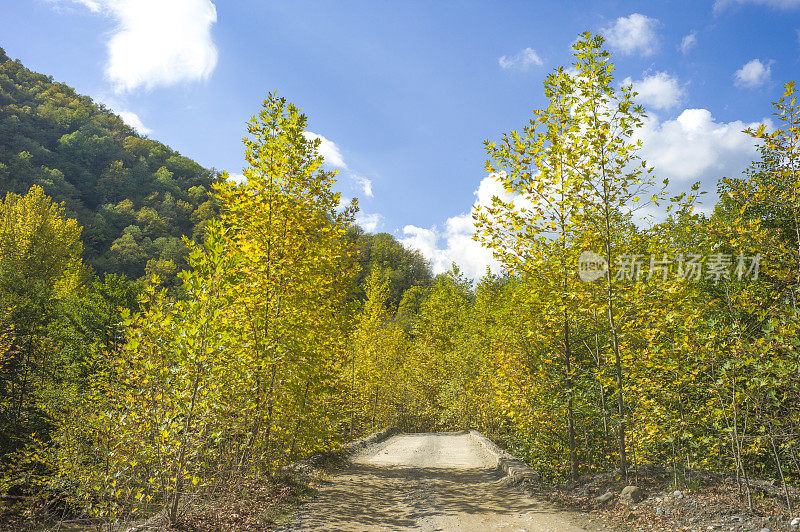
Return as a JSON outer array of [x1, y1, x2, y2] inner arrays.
[[620, 485, 644, 504]]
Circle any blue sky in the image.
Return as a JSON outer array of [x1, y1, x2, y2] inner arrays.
[[1, 0, 799, 277]]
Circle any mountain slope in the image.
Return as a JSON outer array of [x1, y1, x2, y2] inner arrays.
[[0, 47, 218, 285]]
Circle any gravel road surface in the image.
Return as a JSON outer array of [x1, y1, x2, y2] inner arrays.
[[289, 432, 601, 531]]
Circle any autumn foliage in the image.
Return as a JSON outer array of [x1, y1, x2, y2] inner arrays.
[[2, 33, 800, 526]]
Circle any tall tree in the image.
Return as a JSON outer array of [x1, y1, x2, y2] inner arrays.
[[0, 185, 83, 453], [570, 32, 661, 476], [476, 66, 586, 479], [212, 92, 358, 471]]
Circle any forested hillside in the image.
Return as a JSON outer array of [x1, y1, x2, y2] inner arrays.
[[348, 228, 432, 306], [0, 47, 219, 286]]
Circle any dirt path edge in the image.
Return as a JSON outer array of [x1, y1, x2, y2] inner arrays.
[[287, 426, 400, 472], [469, 430, 541, 485]]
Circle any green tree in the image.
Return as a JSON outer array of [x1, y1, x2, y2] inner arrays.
[[213, 92, 358, 471], [348, 229, 433, 307], [0, 48, 220, 285]]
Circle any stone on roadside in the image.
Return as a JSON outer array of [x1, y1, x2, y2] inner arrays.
[[620, 485, 644, 504], [595, 491, 614, 503]]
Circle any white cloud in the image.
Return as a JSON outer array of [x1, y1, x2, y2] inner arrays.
[[92, 93, 152, 134], [55, 0, 218, 93], [352, 174, 373, 198], [680, 31, 697, 54], [636, 108, 768, 216], [227, 172, 246, 183], [336, 196, 352, 212], [734, 59, 772, 88], [714, 0, 800, 11], [116, 110, 151, 134], [399, 226, 439, 264], [356, 212, 383, 232], [638, 109, 760, 181], [303, 132, 347, 169], [400, 219, 498, 280], [399, 176, 518, 279], [623, 72, 686, 110], [302, 133, 376, 199], [602, 13, 659, 56], [70, 0, 103, 11], [297, 132, 381, 201], [498, 47, 543, 70]]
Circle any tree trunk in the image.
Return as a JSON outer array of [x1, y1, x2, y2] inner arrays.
[[768, 424, 793, 516], [564, 311, 578, 481], [289, 380, 311, 461], [170, 366, 202, 524], [261, 363, 279, 470], [605, 231, 627, 478]]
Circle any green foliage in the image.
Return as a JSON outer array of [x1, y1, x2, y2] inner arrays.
[[349, 268, 407, 433], [348, 228, 433, 307], [0, 185, 84, 453], [0, 187, 139, 518], [361, 39, 800, 496]]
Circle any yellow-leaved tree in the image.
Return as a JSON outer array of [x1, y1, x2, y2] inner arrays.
[[213, 92, 359, 473], [56, 93, 361, 524], [0, 185, 84, 486], [349, 268, 406, 434]]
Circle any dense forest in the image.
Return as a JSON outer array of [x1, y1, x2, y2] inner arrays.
[[0, 46, 219, 286], [2, 32, 800, 528]]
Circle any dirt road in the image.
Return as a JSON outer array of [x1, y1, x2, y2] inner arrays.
[[289, 432, 602, 531]]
